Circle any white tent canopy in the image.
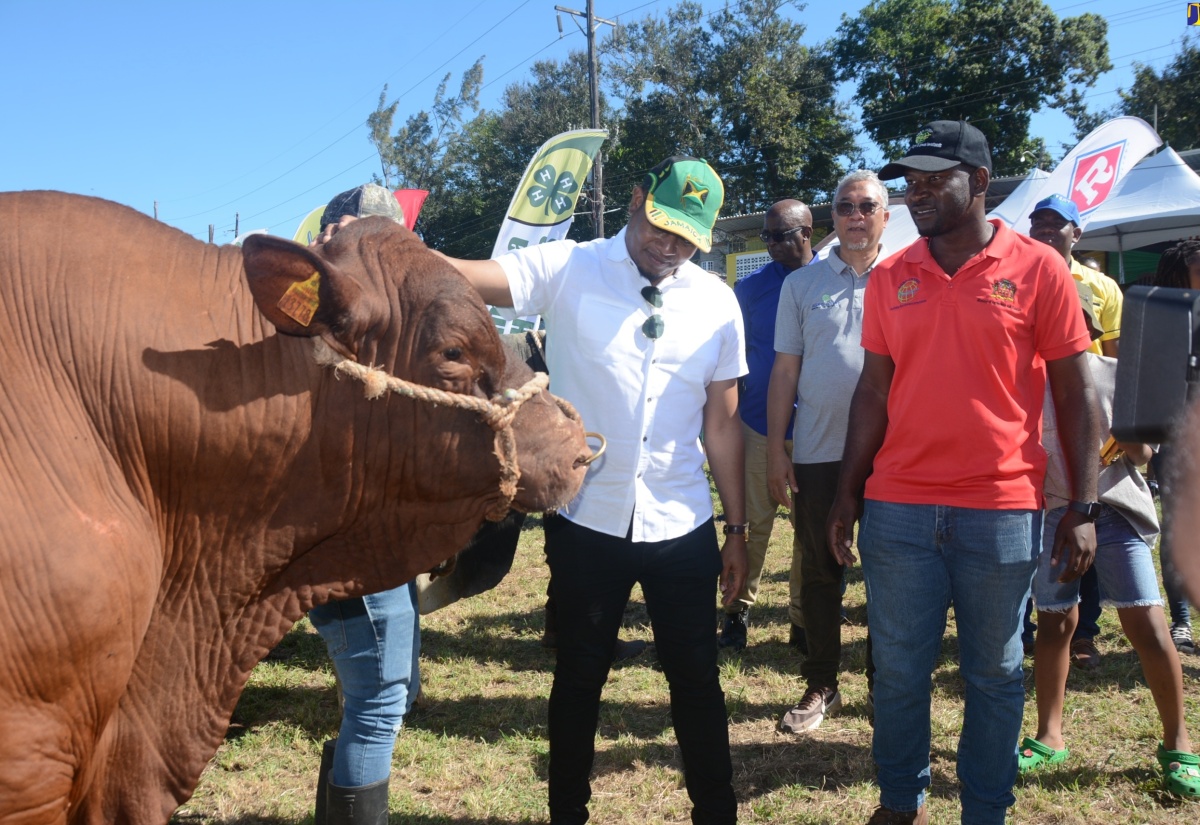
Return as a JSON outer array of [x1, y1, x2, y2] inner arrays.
[[987, 168, 1051, 229], [1078, 147, 1200, 252], [876, 168, 1054, 253], [875, 201, 917, 254]]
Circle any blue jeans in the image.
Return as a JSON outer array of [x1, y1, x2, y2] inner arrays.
[[1032, 567, 1102, 644], [545, 515, 736, 825], [859, 501, 1040, 825], [308, 582, 421, 787], [1035, 506, 1162, 610], [1072, 566, 1103, 640], [1152, 449, 1193, 627]]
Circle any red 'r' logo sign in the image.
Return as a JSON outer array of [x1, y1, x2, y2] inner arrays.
[[1069, 142, 1125, 217]]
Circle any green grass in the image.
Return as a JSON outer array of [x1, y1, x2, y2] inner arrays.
[[176, 510, 1199, 824]]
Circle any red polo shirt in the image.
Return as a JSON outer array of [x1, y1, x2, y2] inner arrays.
[[860, 220, 1091, 509]]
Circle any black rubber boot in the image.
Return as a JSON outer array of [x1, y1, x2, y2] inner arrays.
[[314, 739, 338, 825], [326, 776, 390, 825]]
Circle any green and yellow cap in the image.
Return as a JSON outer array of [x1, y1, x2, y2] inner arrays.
[[642, 156, 724, 253]]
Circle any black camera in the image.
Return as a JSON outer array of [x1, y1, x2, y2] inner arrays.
[[1112, 285, 1200, 443]]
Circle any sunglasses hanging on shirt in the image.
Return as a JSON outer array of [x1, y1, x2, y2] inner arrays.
[[641, 285, 664, 339]]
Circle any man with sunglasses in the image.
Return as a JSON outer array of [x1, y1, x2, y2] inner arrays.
[[718, 199, 813, 652], [767, 170, 891, 734], [825, 121, 1100, 825], [443, 156, 747, 825]]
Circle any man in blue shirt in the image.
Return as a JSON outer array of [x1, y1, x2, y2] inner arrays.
[[720, 199, 812, 650]]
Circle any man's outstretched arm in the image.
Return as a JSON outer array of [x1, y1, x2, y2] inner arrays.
[[435, 254, 514, 308]]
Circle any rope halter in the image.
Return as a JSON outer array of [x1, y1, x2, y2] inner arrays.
[[311, 337, 594, 521]]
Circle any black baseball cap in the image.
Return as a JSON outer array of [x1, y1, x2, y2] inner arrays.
[[878, 120, 993, 180]]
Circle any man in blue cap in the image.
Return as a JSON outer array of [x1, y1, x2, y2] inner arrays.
[[1027, 192, 1124, 670], [1028, 193, 1122, 360]]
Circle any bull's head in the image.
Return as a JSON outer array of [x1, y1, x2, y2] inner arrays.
[[238, 218, 588, 524]]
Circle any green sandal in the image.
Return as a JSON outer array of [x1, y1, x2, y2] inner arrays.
[[1018, 736, 1069, 773], [1157, 742, 1200, 799]]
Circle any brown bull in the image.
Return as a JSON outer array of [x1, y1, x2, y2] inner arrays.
[[0, 192, 587, 824]]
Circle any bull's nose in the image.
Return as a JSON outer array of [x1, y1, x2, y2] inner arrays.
[[575, 432, 606, 468]]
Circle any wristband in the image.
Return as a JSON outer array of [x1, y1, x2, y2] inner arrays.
[[1067, 500, 1102, 521]]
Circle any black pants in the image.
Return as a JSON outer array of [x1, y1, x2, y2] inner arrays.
[[794, 461, 846, 690], [545, 515, 737, 825]]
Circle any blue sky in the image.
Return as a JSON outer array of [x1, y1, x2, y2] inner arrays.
[[1, 0, 1189, 243]]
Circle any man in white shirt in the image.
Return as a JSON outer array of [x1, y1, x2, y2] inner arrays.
[[443, 156, 747, 825]]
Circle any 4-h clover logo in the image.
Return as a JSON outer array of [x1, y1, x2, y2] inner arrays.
[[526, 164, 580, 217]]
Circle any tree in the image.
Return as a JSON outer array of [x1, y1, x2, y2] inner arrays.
[[605, 0, 858, 212], [420, 52, 611, 257], [367, 59, 484, 192], [833, 0, 1110, 176], [1082, 34, 1199, 151], [704, 0, 860, 209]]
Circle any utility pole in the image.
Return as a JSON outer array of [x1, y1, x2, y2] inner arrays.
[[556, 2, 616, 238]]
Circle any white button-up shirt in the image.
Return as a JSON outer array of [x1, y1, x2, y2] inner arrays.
[[497, 229, 747, 541]]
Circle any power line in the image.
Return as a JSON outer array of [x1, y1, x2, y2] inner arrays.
[[177, 1, 547, 234], [179, 1, 683, 238], [165, 0, 505, 209], [189, 0, 1189, 240]]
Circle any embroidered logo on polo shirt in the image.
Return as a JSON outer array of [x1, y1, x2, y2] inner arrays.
[[897, 278, 920, 303], [889, 278, 925, 310], [810, 292, 838, 311], [979, 278, 1021, 310], [992, 279, 1017, 303]]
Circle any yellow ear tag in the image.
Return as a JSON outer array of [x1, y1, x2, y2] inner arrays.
[[277, 271, 321, 327]]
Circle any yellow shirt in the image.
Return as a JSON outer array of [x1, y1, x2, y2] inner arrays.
[[1070, 259, 1122, 355]]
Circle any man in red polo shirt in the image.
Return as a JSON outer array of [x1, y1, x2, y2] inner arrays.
[[826, 121, 1101, 825]]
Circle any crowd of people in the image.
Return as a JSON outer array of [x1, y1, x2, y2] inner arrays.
[[303, 120, 1199, 823]]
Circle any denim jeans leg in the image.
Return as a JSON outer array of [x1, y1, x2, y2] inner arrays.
[[858, 501, 950, 813], [308, 580, 421, 787], [1020, 596, 1037, 648], [1153, 449, 1192, 626], [640, 521, 736, 825], [796, 461, 844, 690], [944, 507, 1039, 825], [545, 516, 638, 825], [1072, 565, 1103, 639]]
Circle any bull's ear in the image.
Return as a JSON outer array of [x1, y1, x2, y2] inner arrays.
[[241, 234, 364, 357]]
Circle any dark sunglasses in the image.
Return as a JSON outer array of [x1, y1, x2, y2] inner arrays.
[[834, 201, 882, 217], [641, 285, 664, 339], [758, 226, 809, 244]]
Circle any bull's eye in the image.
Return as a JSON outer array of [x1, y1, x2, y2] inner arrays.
[[443, 347, 463, 361]]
